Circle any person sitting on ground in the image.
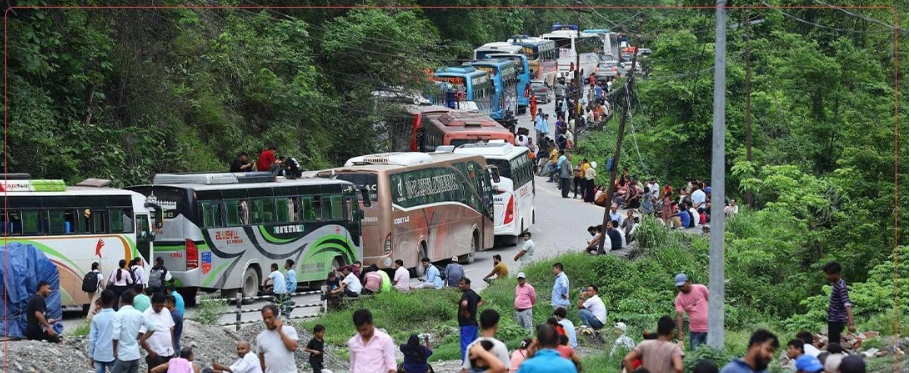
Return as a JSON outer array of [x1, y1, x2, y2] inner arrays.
[[585, 225, 604, 255], [623, 316, 684, 373], [724, 199, 739, 218], [621, 210, 637, 244], [210, 340, 261, 373], [577, 285, 607, 330], [399, 333, 435, 373], [412, 258, 443, 290], [509, 338, 534, 373], [609, 322, 636, 358], [362, 265, 383, 295], [694, 360, 719, 373], [796, 331, 821, 358], [482, 255, 509, 284], [150, 347, 201, 373], [556, 335, 583, 372], [796, 355, 825, 373], [787, 339, 806, 373], [836, 356, 865, 373], [340, 266, 363, 298], [824, 344, 848, 373], [445, 257, 466, 288], [595, 186, 608, 207], [606, 222, 623, 251]]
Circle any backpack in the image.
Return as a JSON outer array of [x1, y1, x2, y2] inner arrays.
[[129, 267, 139, 285], [82, 271, 99, 293], [148, 267, 165, 289]]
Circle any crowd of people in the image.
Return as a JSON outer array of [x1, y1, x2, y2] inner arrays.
[[229, 145, 306, 179]]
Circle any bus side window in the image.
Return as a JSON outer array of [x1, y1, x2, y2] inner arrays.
[[225, 200, 241, 226], [91, 210, 108, 234], [19, 211, 40, 235], [312, 196, 323, 221], [110, 209, 125, 233], [276, 198, 293, 223], [198, 202, 224, 228], [239, 200, 250, 225], [300, 197, 316, 222], [329, 195, 345, 220], [47, 210, 67, 234]]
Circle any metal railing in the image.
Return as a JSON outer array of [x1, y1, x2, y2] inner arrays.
[[213, 289, 326, 331]]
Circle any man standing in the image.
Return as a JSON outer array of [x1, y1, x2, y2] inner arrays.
[[347, 309, 396, 373], [89, 290, 117, 373], [578, 285, 607, 330], [133, 285, 151, 313], [516, 325, 578, 373], [130, 258, 147, 292], [458, 277, 484, 363], [482, 255, 509, 284], [444, 256, 466, 288], [283, 259, 298, 318], [413, 258, 443, 290], [624, 316, 685, 373], [461, 310, 511, 373], [553, 307, 577, 349], [513, 272, 536, 333], [256, 305, 299, 373], [165, 295, 184, 354], [230, 152, 254, 173], [211, 341, 262, 373], [823, 261, 855, 346], [25, 281, 59, 343], [551, 263, 569, 310], [513, 232, 536, 264], [112, 291, 156, 373], [674, 273, 709, 351], [148, 257, 172, 295], [719, 329, 779, 373], [559, 153, 573, 198], [139, 293, 175, 371], [392, 259, 410, 293], [86, 261, 106, 322]]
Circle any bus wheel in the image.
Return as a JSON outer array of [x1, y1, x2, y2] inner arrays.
[[460, 232, 478, 264], [178, 287, 198, 307], [241, 266, 261, 304], [413, 243, 428, 278]]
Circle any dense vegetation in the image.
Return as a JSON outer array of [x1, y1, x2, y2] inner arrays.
[[7, 1, 908, 367]]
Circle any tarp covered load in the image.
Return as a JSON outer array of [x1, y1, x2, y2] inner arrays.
[[0, 242, 62, 338]]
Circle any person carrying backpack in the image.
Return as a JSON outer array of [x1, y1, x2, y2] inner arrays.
[[82, 262, 105, 321], [129, 257, 146, 292], [107, 259, 134, 310], [148, 256, 173, 294]]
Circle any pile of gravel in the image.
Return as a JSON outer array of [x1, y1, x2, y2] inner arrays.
[[0, 336, 94, 373]]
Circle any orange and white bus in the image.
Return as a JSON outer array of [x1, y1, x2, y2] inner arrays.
[[315, 152, 495, 276], [415, 110, 515, 153]]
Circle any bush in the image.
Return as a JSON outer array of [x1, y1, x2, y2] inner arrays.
[[193, 295, 227, 325], [683, 345, 730, 373], [67, 321, 91, 337]]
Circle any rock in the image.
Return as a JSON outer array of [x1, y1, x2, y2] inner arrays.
[[864, 331, 880, 339], [861, 348, 880, 358]]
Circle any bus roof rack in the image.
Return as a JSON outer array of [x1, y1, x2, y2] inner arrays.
[[434, 145, 456, 153], [76, 178, 113, 188], [152, 172, 276, 185], [0, 179, 66, 192], [345, 152, 434, 167]]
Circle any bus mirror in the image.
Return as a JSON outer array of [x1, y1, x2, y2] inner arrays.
[[145, 202, 164, 229], [359, 187, 372, 207], [487, 166, 501, 183]]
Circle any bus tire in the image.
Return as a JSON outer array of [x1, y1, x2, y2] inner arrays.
[[413, 243, 428, 278], [178, 287, 198, 307], [241, 265, 261, 304], [460, 232, 478, 264]]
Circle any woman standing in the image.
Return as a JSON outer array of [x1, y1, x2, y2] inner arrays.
[[107, 259, 134, 310], [399, 334, 435, 373], [584, 162, 597, 203]]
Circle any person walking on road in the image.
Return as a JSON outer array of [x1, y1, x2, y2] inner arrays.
[[513, 272, 536, 333], [256, 305, 299, 373], [674, 273, 709, 351], [458, 278, 484, 363], [551, 263, 569, 310], [513, 232, 536, 264], [85, 261, 106, 322]]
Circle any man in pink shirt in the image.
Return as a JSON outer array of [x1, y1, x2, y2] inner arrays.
[[348, 309, 396, 373], [514, 272, 537, 334], [674, 273, 709, 351], [362, 268, 383, 295]]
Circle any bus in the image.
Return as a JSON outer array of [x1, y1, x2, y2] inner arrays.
[[465, 59, 518, 121], [507, 35, 558, 86], [452, 141, 535, 241], [127, 172, 369, 301], [473, 42, 523, 60], [582, 29, 615, 59], [541, 26, 602, 80], [431, 66, 494, 115], [487, 53, 531, 114], [415, 110, 515, 152], [315, 152, 496, 276], [0, 176, 157, 310]]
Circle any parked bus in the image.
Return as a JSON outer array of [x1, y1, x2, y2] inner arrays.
[[415, 110, 515, 152], [431, 66, 494, 115], [487, 53, 531, 114], [315, 152, 495, 276], [127, 172, 369, 301], [465, 59, 518, 121], [541, 25, 602, 80], [473, 42, 523, 60], [582, 29, 615, 59], [0, 176, 158, 310], [453, 141, 535, 241], [507, 35, 558, 86]]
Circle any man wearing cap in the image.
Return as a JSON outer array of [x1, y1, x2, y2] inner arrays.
[[577, 284, 607, 330], [609, 322, 636, 358], [674, 273, 709, 350], [514, 272, 536, 333], [795, 354, 824, 373], [444, 256, 466, 288]]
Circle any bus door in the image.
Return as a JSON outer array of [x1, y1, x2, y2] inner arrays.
[[135, 213, 154, 265]]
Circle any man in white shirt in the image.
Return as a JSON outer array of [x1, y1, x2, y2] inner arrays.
[[513, 232, 535, 263], [256, 305, 299, 373], [341, 266, 363, 297], [577, 285, 608, 330], [139, 292, 175, 369], [392, 259, 410, 293], [212, 341, 263, 373], [112, 291, 156, 373], [691, 183, 706, 209]]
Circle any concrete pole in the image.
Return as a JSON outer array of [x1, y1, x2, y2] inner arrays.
[[708, 0, 727, 349]]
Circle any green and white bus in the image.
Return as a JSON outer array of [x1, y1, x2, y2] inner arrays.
[[0, 176, 158, 310], [127, 172, 368, 302]]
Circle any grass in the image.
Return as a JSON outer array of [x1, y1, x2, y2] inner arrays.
[[67, 320, 91, 337]]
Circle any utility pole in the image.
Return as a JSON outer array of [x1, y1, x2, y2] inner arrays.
[[708, 0, 727, 349], [744, 9, 754, 208], [574, 25, 581, 147], [596, 17, 644, 255]]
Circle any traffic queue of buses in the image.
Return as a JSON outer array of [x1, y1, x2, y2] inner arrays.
[[1, 141, 535, 311]]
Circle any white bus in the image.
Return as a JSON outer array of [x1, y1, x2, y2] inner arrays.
[[0, 176, 157, 310], [473, 42, 523, 60], [452, 141, 535, 242], [541, 27, 602, 80]]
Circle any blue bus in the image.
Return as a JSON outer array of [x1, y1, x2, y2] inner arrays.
[[487, 53, 530, 114], [464, 59, 518, 121], [430, 66, 494, 114]]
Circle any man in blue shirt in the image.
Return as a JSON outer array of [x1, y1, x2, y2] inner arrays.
[[553, 307, 577, 348], [283, 259, 298, 318], [413, 258, 443, 289], [167, 285, 185, 317], [517, 324, 578, 373], [676, 204, 691, 229], [535, 113, 550, 140], [89, 290, 117, 373], [551, 263, 569, 309], [720, 329, 779, 373], [112, 291, 157, 373]]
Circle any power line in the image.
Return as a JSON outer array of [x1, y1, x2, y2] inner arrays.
[[809, 0, 907, 33], [759, 1, 893, 34]]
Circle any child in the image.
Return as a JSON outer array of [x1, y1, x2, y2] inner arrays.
[[305, 324, 326, 373], [697, 207, 707, 226], [787, 338, 806, 372], [166, 294, 184, 353]]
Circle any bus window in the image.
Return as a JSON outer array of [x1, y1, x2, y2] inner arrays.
[[329, 195, 345, 220], [91, 210, 108, 233], [302, 196, 322, 222], [252, 198, 275, 224], [239, 200, 250, 225], [20, 211, 40, 235], [47, 210, 67, 234], [225, 200, 241, 226], [198, 202, 223, 228]]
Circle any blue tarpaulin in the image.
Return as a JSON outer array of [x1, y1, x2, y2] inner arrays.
[[0, 242, 62, 338]]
